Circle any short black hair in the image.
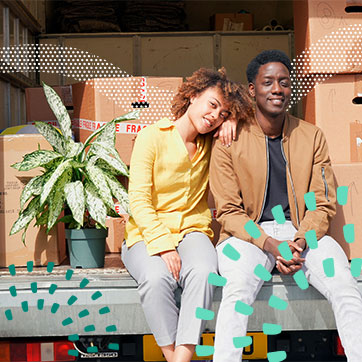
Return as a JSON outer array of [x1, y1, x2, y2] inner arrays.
[[246, 50, 292, 83]]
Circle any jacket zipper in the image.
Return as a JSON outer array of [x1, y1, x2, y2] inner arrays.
[[321, 167, 330, 201], [280, 140, 300, 226], [256, 136, 270, 223]]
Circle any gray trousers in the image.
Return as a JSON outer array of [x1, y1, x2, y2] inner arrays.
[[122, 232, 218, 347]]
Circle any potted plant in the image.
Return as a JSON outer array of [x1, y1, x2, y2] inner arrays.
[[10, 83, 139, 268]]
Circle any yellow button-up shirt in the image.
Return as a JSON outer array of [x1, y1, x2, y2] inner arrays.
[[125, 118, 213, 255]]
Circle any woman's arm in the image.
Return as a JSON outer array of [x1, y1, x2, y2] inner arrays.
[[213, 118, 237, 147]]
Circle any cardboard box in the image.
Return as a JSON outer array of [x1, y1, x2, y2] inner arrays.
[[294, 0, 362, 74], [25, 85, 73, 123], [305, 74, 362, 163], [0, 134, 66, 267], [329, 163, 362, 259], [72, 77, 183, 165], [211, 13, 253, 31], [105, 215, 128, 253]]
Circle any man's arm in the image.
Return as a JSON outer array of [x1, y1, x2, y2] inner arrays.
[[294, 128, 337, 242]]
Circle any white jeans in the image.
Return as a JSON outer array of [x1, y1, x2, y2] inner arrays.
[[213, 221, 362, 362]]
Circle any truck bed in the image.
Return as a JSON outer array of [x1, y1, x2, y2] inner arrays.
[[1, 254, 361, 338]]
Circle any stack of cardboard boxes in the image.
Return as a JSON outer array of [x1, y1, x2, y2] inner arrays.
[[294, 0, 362, 259]]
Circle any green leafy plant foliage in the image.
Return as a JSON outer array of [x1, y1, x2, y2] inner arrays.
[[10, 82, 140, 244]]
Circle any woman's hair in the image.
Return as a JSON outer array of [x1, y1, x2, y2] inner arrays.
[[171, 67, 253, 121]]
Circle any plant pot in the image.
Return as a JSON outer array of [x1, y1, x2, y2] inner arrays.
[[65, 228, 108, 268]]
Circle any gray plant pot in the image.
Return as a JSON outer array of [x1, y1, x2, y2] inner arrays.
[[65, 228, 108, 268]]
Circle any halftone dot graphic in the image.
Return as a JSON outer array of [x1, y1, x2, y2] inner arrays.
[[87, 346, 98, 353], [79, 309, 90, 318], [62, 317, 73, 326], [278, 241, 293, 261], [8, 264, 16, 276], [343, 224, 355, 244], [271, 205, 286, 224], [31, 282, 37, 293], [304, 192, 316, 211], [208, 272, 227, 287], [91, 291, 102, 300], [233, 336, 252, 348], [222, 243, 240, 261], [195, 345, 214, 356], [106, 324, 117, 332], [337, 186, 349, 205], [195, 307, 214, 320], [268, 295, 288, 311], [37, 299, 44, 310], [27, 261, 33, 272], [67, 295, 78, 305], [68, 350, 79, 357], [99, 306, 111, 314], [51, 303, 60, 314], [323, 258, 335, 277], [244, 220, 262, 239], [263, 323, 282, 335], [68, 334, 80, 342], [65, 269, 74, 280], [254, 264, 272, 281], [267, 350, 287, 361], [351, 258, 362, 277], [235, 301, 254, 316], [79, 278, 90, 288], [109, 343, 120, 350], [47, 262, 55, 273], [305, 229, 318, 249], [293, 270, 309, 290], [21, 301, 29, 312], [5, 309, 13, 321], [9, 286, 17, 297], [49, 283, 58, 294]]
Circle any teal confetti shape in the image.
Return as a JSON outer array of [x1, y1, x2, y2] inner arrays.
[[323, 258, 335, 277], [263, 323, 282, 335], [99, 307, 110, 315], [108, 343, 120, 350], [21, 301, 28, 312], [65, 269, 74, 281], [27, 261, 33, 273], [79, 309, 90, 318], [304, 192, 316, 211], [222, 243, 240, 261], [62, 317, 73, 326], [8, 264, 16, 276], [37, 299, 44, 310], [195, 345, 214, 357], [254, 264, 272, 281], [91, 291, 102, 300], [80, 278, 90, 288], [293, 270, 309, 290], [68, 350, 79, 357], [195, 307, 214, 320], [208, 272, 227, 287], [343, 224, 355, 244], [49, 283, 58, 295], [351, 258, 362, 277], [305, 229, 318, 249], [268, 295, 288, 311], [235, 301, 254, 316], [233, 336, 252, 348], [51, 303, 60, 314], [106, 325, 117, 332], [87, 346, 98, 353], [68, 334, 80, 342], [31, 282, 37, 293], [271, 205, 286, 224], [337, 186, 348, 206], [47, 262, 54, 273], [5, 309, 13, 321], [67, 295, 78, 305], [267, 350, 287, 361], [278, 241, 293, 261], [9, 286, 17, 297], [244, 220, 261, 238]]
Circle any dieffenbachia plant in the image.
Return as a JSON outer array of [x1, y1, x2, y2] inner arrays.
[[10, 82, 140, 244]]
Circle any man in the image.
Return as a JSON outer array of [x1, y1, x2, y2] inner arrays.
[[210, 50, 362, 362]]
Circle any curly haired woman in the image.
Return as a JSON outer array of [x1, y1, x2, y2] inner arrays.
[[122, 68, 252, 362]]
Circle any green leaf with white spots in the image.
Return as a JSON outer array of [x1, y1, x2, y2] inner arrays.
[[35, 208, 49, 226], [11, 150, 63, 171], [104, 172, 130, 214], [84, 182, 107, 228], [10, 196, 41, 236], [42, 82, 72, 139], [66, 139, 83, 158], [20, 174, 44, 209], [40, 159, 72, 206], [64, 181, 85, 226], [47, 168, 72, 230], [85, 164, 114, 211], [34, 121, 66, 154]]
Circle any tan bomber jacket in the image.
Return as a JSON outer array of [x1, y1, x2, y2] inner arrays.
[[209, 113, 337, 250]]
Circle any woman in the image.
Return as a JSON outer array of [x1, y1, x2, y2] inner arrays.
[[122, 67, 252, 362]]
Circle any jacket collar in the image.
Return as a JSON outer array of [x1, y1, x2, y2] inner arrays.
[[156, 118, 174, 129]]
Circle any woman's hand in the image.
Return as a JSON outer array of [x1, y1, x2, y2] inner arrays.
[[160, 250, 182, 281], [214, 118, 237, 147]]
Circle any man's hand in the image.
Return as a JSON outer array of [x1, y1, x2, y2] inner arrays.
[[264, 237, 305, 275], [160, 250, 181, 281], [213, 118, 237, 147]]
